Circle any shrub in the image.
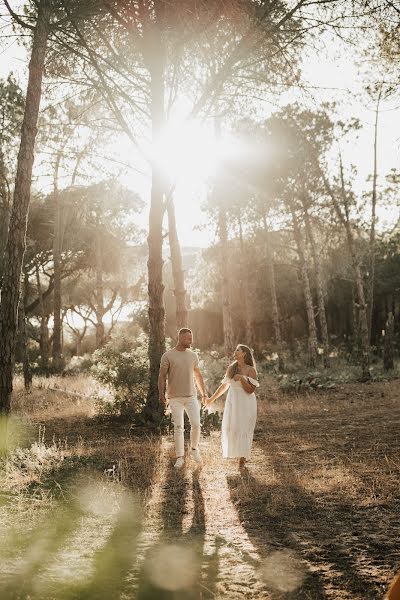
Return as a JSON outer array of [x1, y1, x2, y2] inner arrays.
[[200, 405, 222, 434], [91, 336, 149, 417], [278, 371, 338, 393], [63, 354, 94, 375], [276, 362, 400, 392]]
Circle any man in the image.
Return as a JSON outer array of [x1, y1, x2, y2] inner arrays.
[[158, 328, 208, 469]]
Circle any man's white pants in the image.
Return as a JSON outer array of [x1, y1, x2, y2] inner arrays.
[[169, 396, 201, 457]]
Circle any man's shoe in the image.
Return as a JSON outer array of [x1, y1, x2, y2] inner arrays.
[[174, 457, 184, 469], [190, 449, 201, 464]]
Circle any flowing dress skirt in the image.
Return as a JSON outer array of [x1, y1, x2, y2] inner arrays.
[[221, 377, 258, 459]]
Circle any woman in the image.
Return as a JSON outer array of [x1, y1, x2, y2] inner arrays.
[[207, 344, 259, 468]]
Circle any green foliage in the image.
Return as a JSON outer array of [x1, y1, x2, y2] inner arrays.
[[278, 370, 339, 392], [0, 73, 24, 168], [277, 361, 400, 392], [63, 354, 94, 375], [200, 405, 222, 434], [91, 337, 149, 418]]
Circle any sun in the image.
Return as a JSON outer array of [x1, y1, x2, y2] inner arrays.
[[108, 112, 243, 247], [152, 118, 234, 186]]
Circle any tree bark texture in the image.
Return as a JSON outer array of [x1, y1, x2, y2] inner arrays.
[[303, 205, 330, 367], [367, 86, 382, 342], [95, 226, 106, 348], [52, 151, 63, 371], [214, 115, 234, 358], [0, 172, 10, 271], [383, 312, 394, 371], [290, 205, 318, 368], [0, 3, 49, 414], [237, 210, 253, 349], [167, 196, 188, 329], [144, 2, 167, 423], [35, 265, 49, 371], [219, 203, 235, 357], [18, 279, 32, 392], [263, 213, 284, 370], [339, 221, 370, 380]]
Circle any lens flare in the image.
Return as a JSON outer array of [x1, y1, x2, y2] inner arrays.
[[144, 543, 198, 591], [259, 550, 305, 592]]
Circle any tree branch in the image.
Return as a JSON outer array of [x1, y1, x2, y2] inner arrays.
[[3, 0, 35, 30]]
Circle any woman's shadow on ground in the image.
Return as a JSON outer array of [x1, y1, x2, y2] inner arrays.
[[226, 451, 389, 600]]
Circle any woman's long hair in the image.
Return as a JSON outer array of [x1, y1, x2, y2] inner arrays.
[[227, 345, 256, 379]]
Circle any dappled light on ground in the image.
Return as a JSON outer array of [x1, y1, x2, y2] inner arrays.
[[1, 377, 400, 598]]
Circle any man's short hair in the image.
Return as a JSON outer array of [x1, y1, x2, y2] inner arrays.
[[178, 327, 192, 336]]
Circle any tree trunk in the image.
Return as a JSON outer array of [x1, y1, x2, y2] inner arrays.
[[290, 205, 318, 368], [263, 213, 284, 371], [383, 312, 394, 371], [95, 226, 106, 348], [303, 205, 330, 367], [367, 85, 382, 342], [166, 195, 187, 329], [219, 201, 235, 357], [76, 334, 82, 357], [351, 283, 359, 347], [354, 260, 371, 380], [0, 3, 49, 414], [144, 2, 166, 424], [0, 168, 11, 271], [18, 277, 32, 392], [52, 151, 63, 371], [322, 162, 370, 380], [237, 210, 253, 348], [215, 116, 234, 358], [35, 265, 49, 371]]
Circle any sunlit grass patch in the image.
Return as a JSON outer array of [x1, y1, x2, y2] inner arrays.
[[12, 374, 100, 420], [2, 435, 65, 492], [299, 464, 360, 497]]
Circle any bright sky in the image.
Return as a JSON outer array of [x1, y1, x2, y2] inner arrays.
[[300, 38, 400, 231], [1, 21, 400, 247]]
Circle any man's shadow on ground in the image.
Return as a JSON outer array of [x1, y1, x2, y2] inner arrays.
[[136, 460, 220, 599]]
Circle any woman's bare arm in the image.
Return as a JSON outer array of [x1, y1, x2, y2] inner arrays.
[[207, 382, 229, 405]]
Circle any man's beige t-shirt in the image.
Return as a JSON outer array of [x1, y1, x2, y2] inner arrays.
[[160, 348, 199, 399]]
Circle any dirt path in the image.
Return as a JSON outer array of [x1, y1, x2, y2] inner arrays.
[[1, 377, 400, 599], [130, 434, 270, 599]]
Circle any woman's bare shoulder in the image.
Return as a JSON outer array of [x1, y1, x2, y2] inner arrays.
[[247, 367, 257, 379]]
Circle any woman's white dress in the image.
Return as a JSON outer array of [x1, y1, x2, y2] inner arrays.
[[221, 375, 259, 459]]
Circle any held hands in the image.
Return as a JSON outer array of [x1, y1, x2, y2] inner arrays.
[[204, 395, 215, 407], [201, 395, 209, 406], [233, 374, 243, 382]]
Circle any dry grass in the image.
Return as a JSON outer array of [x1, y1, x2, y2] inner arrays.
[[1, 375, 400, 598]]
